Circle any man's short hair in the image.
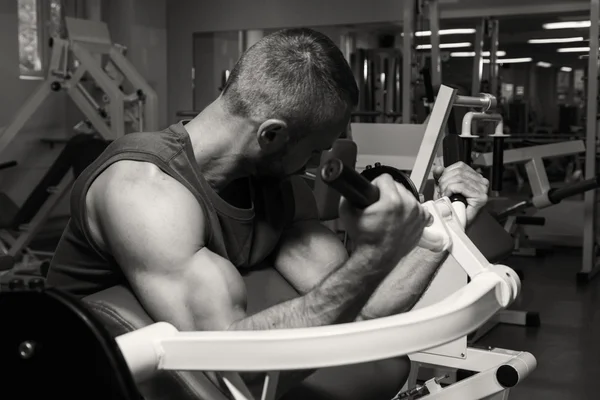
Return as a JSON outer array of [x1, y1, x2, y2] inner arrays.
[[221, 28, 359, 139]]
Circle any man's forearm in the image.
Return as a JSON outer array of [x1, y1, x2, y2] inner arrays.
[[229, 244, 393, 331], [357, 246, 448, 320], [227, 244, 396, 398]]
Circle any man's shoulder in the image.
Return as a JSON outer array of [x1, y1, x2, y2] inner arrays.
[[106, 124, 186, 159], [90, 160, 194, 208]]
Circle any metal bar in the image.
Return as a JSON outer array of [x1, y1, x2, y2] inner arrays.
[[429, 0, 442, 91], [410, 85, 457, 193], [411, 347, 523, 372], [109, 47, 159, 133], [76, 82, 101, 111], [441, 2, 589, 19], [0, 82, 53, 154], [117, 273, 509, 374], [454, 94, 497, 111], [471, 21, 484, 97], [549, 176, 600, 203], [67, 85, 114, 139], [222, 372, 255, 400], [420, 365, 507, 399], [71, 42, 125, 138], [489, 19, 500, 98], [460, 112, 502, 135], [472, 140, 585, 167], [261, 372, 279, 400], [8, 175, 73, 257], [524, 158, 551, 198], [402, 0, 415, 123], [582, 0, 600, 278]]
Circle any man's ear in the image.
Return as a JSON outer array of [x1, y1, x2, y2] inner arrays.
[[257, 119, 289, 153]]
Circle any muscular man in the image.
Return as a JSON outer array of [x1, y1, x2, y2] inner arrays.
[[46, 28, 488, 399]]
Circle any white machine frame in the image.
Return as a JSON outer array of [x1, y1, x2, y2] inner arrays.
[[116, 193, 534, 400], [351, 85, 530, 396], [0, 17, 158, 263], [113, 86, 535, 400]]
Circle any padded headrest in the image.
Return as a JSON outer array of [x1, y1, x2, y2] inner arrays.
[[83, 286, 230, 400]]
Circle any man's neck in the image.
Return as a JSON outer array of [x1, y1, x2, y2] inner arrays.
[[184, 101, 256, 191]]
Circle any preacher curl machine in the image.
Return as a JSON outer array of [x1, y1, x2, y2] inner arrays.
[[0, 86, 535, 400]]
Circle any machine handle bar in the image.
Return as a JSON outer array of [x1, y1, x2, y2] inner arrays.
[[548, 175, 600, 204]]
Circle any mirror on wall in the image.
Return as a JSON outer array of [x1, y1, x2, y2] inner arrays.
[[190, 9, 590, 134]]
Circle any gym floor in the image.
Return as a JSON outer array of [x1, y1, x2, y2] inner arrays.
[[477, 247, 600, 399]]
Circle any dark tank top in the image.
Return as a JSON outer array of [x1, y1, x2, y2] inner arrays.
[[46, 122, 297, 297]]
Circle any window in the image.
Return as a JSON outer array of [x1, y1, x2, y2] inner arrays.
[[18, 0, 41, 77], [18, 0, 64, 79]]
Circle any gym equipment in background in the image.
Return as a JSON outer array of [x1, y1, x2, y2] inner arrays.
[[322, 85, 534, 396], [472, 140, 600, 282], [1, 85, 529, 400], [0, 16, 158, 155], [0, 16, 157, 279], [0, 144, 534, 399], [0, 135, 109, 284], [447, 118, 540, 343]]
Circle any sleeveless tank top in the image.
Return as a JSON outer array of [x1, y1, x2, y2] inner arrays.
[[46, 122, 297, 297]]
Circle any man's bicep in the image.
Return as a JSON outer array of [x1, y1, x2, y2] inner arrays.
[[275, 176, 348, 294], [96, 175, 245, 331], [274, 220, 348, 295]]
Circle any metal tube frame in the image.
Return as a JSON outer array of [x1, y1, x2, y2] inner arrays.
[[471, 21, 485, 97], [410, 85, 457, 193], [406, 348, 535, 400], [489, 19, 500, 99], [402, 0, 415, 123], [460, 112, 503, 136], [581, 0, 600, 282], [7, 174, 73, 257], [454, 94, 496, 111], [429, 0, 442, 91], [115, 197, 530, 400], [472, 140, 586, 207]]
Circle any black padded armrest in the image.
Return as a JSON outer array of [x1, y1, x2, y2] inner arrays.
[[83, 286, 230, 400], [466, 210, 515, 263], [0, 160, 17, 171]]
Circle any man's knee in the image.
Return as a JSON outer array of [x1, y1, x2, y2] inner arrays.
[[287, 356, 411, 400]]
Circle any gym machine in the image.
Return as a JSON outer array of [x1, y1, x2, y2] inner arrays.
[[323, 85, 535, 396], [0, 17, 157, 277], [451, 103, 541, 343], [0, 134, 109, 278], [472, 139, 600, 282], [0, 16, 158, 152], [0, 85, 536, 400]]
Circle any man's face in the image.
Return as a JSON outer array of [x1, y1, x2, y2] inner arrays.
[[255, 124, 346, 179]]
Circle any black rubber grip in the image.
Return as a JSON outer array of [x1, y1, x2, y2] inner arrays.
[[449, 194, 468, 207], [514, 216, 545, 226], [0, 160, 17, 171], [492, 136, 505, 192], [442, 135, 468, 205], [320, 158, 380, 209], [547, 175, 600, 204]]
